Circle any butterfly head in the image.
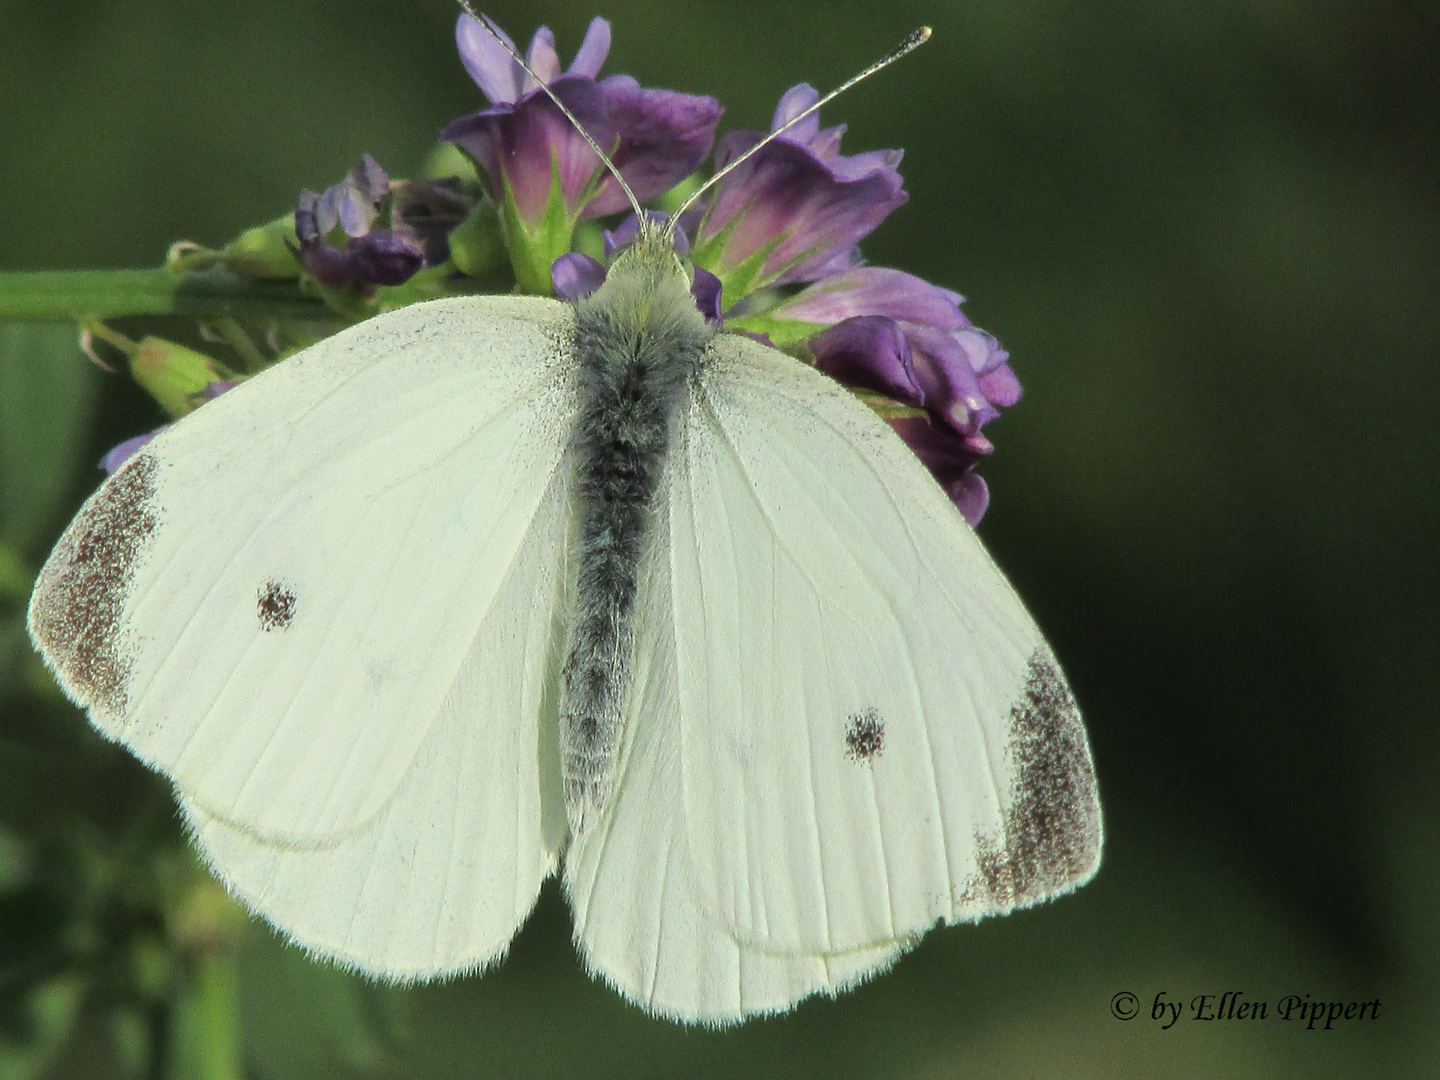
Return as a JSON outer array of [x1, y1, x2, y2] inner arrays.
[[553, 211, 722, 327]]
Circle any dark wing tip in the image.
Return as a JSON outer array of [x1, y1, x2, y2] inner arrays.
[[965, 648, 1103, 910], [27, 453, 161, 717]]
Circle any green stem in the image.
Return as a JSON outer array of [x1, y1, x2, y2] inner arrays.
[[207, 317, 268, 372], [0, 268, 330, 322], [171, 952, 245, 1080]]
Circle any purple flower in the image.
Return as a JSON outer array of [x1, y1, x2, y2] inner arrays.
[[785, 268, 1020, 434], [551, 252, 608, 302], [691, 84, 907, 302], [442, 16, 722, 293], [293, 155, 427, 291], [100, 431, 162, 474], [775, 267, 1020, 525], [886, 416, 993, 526]]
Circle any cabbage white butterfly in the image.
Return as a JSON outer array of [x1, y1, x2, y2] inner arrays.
[[26, 18, 1100, 1024]]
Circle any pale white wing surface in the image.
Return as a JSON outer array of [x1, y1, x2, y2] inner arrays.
[[669, 334, 1101, 955], [29, 296, 577, 842], [565, 513, 905, 1024], [179, 468, 573, 979]]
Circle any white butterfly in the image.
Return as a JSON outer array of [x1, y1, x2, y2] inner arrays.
[[25, 28, 1100, 1026]]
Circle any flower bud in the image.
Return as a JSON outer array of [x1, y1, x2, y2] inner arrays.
[[447, 199, 507, 279], [218, 213, 302, 278], [129, 338, 237, 418]]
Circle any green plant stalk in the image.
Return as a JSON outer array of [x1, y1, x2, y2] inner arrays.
[[171, 951, 245, 1080], [0, 268, 331, 323]]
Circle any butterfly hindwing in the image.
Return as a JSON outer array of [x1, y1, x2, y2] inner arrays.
[[565, 491, 904, 1023], [179, 460, 573, 978]]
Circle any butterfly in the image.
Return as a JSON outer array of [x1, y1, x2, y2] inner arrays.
[[26, 22, 1100, 1026]]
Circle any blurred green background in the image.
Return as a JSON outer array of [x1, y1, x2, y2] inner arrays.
[[1, 0, 1435, 1076]]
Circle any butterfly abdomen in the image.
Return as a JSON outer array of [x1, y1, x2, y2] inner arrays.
[[562, 247, 714, 831]]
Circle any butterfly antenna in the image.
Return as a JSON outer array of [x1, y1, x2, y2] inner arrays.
[[459, 4, 647, 224], [673, 26, 931, 222]]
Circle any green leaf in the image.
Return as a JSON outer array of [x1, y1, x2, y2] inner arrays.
[[0, 324, 99, 554]]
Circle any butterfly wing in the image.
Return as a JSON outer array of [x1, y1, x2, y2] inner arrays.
[[564, 506, 905, 1023], [667, 334, 1101, 956], [29, 297, 575, 870], [179, 462, 571, 977]]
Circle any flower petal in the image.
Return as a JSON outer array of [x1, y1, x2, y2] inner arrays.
[[445, 76, 614, 223], [568, 17, 611, 79], [809, 316, 923, 405], [584, 77, 723, 218], [552, 252, 607, 301], [886, 416, 992, 525], [900, 323, 989, 432], [100, 431, 161, 474], [297, 226, 425, 290], [979, 360, 1023, 408], [778, 267, 966, 329], [698, 131, 906, 287], [456, 14, 526, 104], [692, 267, 723, 324], [772, 83, 821, 143], [524, 26, 561, 89]]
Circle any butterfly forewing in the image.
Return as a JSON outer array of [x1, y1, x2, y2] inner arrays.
[[28, 297, 578, 844], [667, 334, 1102, 955]]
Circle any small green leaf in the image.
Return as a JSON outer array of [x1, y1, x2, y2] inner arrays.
[[219, 213, 303, 280], [502, 152, 583, 297], [723, 311, 824, 349], [420, 141, 478, 182]]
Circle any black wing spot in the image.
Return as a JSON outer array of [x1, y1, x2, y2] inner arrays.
[[845, 707, 885, 763], [256, 580, 297, 631], [964, 650, 1101, 910], [28, 453, 160, 715]]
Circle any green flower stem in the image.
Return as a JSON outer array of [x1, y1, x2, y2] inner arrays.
[[82, 320, 138, 353], [172, 951, 245, 1080], [208, 317, 268, 372], [0, 268, 330, 323]]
